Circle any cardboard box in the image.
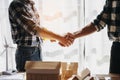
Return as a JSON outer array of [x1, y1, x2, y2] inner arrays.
[[25, 61, 61, 80]]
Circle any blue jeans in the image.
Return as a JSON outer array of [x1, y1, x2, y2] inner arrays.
[[15, 46, 42, 72]]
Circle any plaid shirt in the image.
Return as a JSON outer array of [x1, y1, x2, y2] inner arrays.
[[9, 0, 42, 46], [93, 0, 120, 42]]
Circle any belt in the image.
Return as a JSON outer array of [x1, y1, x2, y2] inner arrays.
[[17, 44, 39, 48]]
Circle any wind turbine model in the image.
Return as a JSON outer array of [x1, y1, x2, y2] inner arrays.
[[0, 37, 16, 75]]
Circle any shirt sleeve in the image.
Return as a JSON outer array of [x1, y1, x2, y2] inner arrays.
[[93, 0, 110, 32], [11, 2, 39, 35]]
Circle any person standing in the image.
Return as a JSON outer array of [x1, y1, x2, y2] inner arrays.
[[69, 0, 120, 75], [8, 0, 74, 72]]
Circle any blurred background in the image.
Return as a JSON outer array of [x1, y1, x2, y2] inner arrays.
[[0, 0, 112, 74]]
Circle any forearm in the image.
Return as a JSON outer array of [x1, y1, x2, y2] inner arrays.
[[73, 23, 97, 39], [35, 26, 63, 41]]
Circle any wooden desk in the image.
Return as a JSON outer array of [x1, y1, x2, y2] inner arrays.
[[0, 73, 120, 80]]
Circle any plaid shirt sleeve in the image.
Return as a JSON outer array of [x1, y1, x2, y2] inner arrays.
[[11, 2, 38, 35], [93, 0, 110, 31]]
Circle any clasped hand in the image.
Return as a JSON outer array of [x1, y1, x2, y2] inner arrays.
[[59, 33, 75, 47]]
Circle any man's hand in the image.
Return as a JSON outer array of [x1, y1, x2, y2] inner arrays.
[[59, 32, 75, 47]]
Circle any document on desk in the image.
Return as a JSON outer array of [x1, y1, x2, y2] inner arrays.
[[0, 73, 25, 80]]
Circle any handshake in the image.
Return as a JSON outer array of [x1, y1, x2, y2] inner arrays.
[[55, 32, 76, 47]]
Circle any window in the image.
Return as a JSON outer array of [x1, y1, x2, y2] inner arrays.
[[84, 0, 112, 74], [37, 0, 82, 68]]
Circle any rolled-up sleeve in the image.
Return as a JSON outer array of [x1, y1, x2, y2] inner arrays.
[[12, 2, 39, 35], [93, 1, 110, 32]]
